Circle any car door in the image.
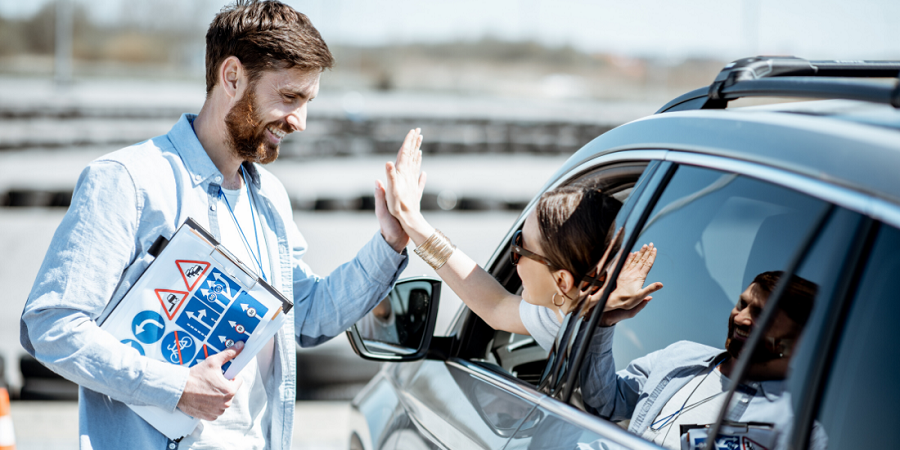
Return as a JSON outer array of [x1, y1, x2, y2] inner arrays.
[[514, 157, 867, 449]]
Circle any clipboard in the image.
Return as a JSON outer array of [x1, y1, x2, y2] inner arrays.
[[98, 218, 293, 439]]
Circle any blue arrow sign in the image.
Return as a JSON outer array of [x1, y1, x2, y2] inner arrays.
[[131, 311, 166, 344]]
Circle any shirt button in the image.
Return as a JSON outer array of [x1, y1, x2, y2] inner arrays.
[[210, 204, 216, 211], [214, 175, 222, 182], [168, 443, 176, 449]]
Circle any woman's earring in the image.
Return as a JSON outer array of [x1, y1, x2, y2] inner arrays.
[[552, 292, 565, 307]]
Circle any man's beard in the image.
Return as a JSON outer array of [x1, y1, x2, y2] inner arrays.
[[725, 318, 783, 364], [224, 85, 286, 164]]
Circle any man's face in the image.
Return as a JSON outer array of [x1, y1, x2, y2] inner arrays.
[[726, 283, 801, 363], [224, 67, 321, 164]]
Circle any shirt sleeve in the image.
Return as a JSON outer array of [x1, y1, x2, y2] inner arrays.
[[289, 224, 409, 348], [20, 161, 189, 412], [580, 325, 653, 422], [519, 300, 561, 352]]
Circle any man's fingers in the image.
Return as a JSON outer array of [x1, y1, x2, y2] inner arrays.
[[638, 244, 653, 266], [374, 181, 386, 209], [208, 341, 243, 367], [638, 282, 664, 299], [623, 251, 636, 268]]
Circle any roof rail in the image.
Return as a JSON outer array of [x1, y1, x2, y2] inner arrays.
[[657, 56, 900, 113]]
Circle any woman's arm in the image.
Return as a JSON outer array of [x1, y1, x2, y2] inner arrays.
[[380, 129, 528, 335]]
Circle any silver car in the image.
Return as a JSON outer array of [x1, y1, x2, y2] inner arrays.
[[346, 57, 900, 450]]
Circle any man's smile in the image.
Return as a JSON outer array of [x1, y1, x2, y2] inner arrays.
[[266, 125, 287, 142]]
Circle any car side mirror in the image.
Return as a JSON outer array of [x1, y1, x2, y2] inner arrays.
[[346, 277, 441, 362]]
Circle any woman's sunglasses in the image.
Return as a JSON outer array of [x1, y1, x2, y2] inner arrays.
[[510, 228, 616, 297], [509, 230, 555, 268]]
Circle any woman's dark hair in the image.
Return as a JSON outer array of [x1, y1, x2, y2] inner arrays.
[[534, 185, 623, 283], [205, 0, 334, 96]]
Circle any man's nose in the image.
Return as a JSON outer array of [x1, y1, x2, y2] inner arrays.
[[735, 308, 753, 326], [285, 105, 307, 132]]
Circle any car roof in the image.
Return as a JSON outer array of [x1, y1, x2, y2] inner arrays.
[[559, 99, 900, 207]]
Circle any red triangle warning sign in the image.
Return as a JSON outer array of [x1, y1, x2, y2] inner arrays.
[[176, 260, 210, 292], [156, 289, 189, 320]]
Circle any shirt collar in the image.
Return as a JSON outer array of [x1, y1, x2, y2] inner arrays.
[[168, 113, 264, 190], [167, 113, 223, 187]]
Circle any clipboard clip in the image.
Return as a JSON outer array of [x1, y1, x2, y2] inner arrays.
[[210, 245, 260, 291]]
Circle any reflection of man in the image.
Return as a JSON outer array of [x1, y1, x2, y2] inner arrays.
[[20, 2, 413, 449], [581, 271, 818, 450]]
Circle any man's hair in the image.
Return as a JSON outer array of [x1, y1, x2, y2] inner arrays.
[[752, 271, 818, 327], [205, 0, 334, 95]]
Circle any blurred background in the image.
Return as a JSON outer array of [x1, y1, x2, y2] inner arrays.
[[1, 0, 898, 448]]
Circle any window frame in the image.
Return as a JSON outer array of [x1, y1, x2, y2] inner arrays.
[[448, 150, 667, 377]]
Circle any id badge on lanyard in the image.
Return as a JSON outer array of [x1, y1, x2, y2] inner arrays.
[[680, 422, 777, 450]]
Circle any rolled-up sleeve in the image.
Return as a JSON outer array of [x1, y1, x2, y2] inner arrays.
[[290, 225, 409, 348], [20, 161, 188, 411]]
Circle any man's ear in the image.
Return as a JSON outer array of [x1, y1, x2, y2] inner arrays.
[[220, 56, 244, 100], [554, 269, 576, 297]]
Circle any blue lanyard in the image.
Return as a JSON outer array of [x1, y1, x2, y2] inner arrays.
[[218, 166, 267, 282], [650, 356, 728, 431]]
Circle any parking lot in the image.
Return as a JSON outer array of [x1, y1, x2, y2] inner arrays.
[[10, 401, 352, 450]]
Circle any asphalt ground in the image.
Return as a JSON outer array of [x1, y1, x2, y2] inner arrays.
[[9, 401, 352, 450]]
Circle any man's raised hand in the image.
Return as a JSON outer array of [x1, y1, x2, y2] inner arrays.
[[600, 244, 664, 327], [176, 340, 244, 421]]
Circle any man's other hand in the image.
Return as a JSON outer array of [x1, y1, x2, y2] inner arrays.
[[176, 341, 244, 421], [376, 179, 410, 253]]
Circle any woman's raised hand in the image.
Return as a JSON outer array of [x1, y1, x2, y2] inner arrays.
[[383, 129, 426, 229], [599, 243, 663, 327]]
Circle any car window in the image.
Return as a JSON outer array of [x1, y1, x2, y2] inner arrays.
[[575, 164, 838, 448], [812, 224, 900, 449], [471, 162, 650, 385], [610, 165, 829, 368]]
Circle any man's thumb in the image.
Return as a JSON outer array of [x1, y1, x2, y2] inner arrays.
[[210, 340, 244, 367]]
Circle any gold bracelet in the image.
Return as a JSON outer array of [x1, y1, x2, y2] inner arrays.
[[414, 229, 456, 270]]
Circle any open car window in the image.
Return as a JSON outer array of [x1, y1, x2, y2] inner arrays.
[[465, 161, 651, 386]]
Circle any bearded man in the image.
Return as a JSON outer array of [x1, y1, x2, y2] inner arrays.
[[20, 2, 419, 449], [580, 271, 819, 450]]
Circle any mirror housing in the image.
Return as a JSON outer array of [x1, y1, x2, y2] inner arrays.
[[346, 277, 442, 362]]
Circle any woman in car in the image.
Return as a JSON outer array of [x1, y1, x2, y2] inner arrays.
[[378, 130, 662, 349]]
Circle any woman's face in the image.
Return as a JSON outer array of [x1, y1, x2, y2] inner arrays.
[[517, 211, 561, 308]]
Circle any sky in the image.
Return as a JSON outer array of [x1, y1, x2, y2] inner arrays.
[[1, 0, 898, 61]]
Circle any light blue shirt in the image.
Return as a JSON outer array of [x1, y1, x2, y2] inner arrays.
[[580, 326, 813, 449], [20, 113, 408, 450]]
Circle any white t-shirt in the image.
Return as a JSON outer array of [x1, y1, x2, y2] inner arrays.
[[519, 300, 563, 351], [180, 182, 274, 449]]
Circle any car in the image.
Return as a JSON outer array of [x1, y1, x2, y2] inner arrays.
[[344, 56, 900, 450]]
